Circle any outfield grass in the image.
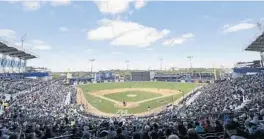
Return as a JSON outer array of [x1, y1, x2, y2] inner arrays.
[[84, 92, 117, 113], [79, 82, 202, 93], [79, 82, 202, 114], [126, 93, 182, 113], [103, 91, 162, 102]]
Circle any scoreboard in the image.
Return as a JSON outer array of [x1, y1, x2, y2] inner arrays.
[[131, 71, 151, 81]]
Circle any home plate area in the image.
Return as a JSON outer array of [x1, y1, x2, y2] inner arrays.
[[114, 101, 139, 108]]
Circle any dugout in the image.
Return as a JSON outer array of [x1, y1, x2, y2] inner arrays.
[[131, 71, 154, 81]]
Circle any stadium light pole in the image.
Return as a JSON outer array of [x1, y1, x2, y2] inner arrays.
[[89, 59, 95, 73], [21, 34, 27, 49], [187, 56, 193, 71], [159, 58, 163, 71], [125, 60, 130, 70]]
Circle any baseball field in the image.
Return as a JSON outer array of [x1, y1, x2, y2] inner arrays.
[[77, 82, 202, 116]]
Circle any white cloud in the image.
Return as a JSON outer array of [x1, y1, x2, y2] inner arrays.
[[59, 27, 69, 32], [14, 42, 22, 46], [32, 45, 52, 50], [84, 49, 93, 53], [111, 29, 169, 47], [0, 29, 16, 38], [88, 19, 170, 47], [95, 0, 130, 14], [145, 48, 153, 51], [182, 33, 195, 38], [223, 22, 256, 33], [11, 1, 70, 11], [241, 18, 253, 23], [50, 0, 71, 6], [0, 28, 51, 50], [30, 39, 45, 44], [162, 33, 195, 46], [94, 0, 147, 14], [27, 39, 52, 50], [111, 51, 123, 55], [223, 24, 230, 28], [21, 1, 42, 11], [134, 0, 147, 9], [14, 42, 31, 47]]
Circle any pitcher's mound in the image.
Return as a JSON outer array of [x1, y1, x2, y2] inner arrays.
[[114, 102, 139, 108]]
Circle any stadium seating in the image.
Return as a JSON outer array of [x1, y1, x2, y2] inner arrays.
[[0, 78, 48, 94], [0, 74, 264, 139]]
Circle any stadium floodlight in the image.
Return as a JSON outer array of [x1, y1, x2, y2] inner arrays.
[[187, 56, 193, 70], [125, 60, 130, 70], [21, 34, 27, 49], [159, 58, 163, 71], [89, 59, 95, 73]]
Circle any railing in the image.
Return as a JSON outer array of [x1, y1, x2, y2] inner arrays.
[[47, 134, 73, 139]]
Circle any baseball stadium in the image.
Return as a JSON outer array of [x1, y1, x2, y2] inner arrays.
[[2, 1, 264, 139]]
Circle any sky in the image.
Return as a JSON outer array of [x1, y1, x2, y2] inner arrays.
[[0, 0, 264, 72]]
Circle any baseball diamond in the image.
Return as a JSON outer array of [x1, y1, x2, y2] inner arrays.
[[77, 82, 202, 116]]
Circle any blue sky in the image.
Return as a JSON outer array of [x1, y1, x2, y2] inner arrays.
[[0, 1, 264, 72]]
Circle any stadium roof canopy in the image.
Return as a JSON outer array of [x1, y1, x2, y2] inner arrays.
[[0, 40, 36, 60], [245, 31, 264, 52]]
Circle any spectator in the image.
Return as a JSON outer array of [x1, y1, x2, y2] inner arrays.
[[108, 126, 117, 139], [215, 120, 224, 133], [114, 128, 125, 139], [195, 122, 205, 134], [187, 129, 203, 139], [168, 134, 179, 139], [224, 121, 248, 139], [142, 125, 150, 139]]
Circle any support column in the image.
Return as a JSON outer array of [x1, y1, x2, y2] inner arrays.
[[11, 57, 15, 73], [0, 55, 2, 73], [18, 58, 22, 73], [24, 60, 27, 72], [2, 55, 6, 73], [260, 52, 264, 67]]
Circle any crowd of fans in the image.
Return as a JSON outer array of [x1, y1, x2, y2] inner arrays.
[[176, 74, 264, 117], [154, 73, 214, 82], [0, 74, 264, 139], [0, 78, 48, 94]]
